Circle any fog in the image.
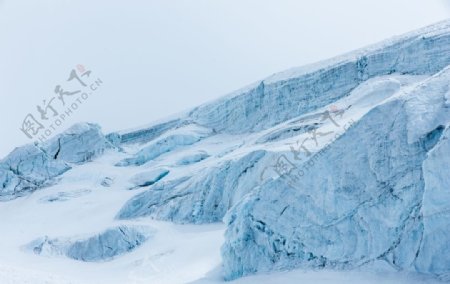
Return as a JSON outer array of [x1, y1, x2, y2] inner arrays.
[[0, 0, 449, 157]]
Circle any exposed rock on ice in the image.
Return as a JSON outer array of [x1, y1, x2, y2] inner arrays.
[[100, 177, 115, 187]]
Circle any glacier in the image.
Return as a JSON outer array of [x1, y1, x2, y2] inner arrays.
[[0, 20, 449, 283]]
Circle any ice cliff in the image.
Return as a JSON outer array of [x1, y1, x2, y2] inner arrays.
[[222, 68, 450, 280]]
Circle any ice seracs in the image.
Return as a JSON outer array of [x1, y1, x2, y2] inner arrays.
[[27, 225, 154, 262], [0, 122, 114, 199], [115, 124, 213, 167], [117, 150, 268, 223], [188, 21, 450, 134], [221, 69, 450, 280]]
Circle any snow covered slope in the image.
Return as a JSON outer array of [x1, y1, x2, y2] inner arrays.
[[0, 20, 450, 283]]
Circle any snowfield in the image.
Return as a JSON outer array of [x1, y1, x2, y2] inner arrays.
[[1, 20, 450, 283]]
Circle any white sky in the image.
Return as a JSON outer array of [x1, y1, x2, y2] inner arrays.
[[0, 0, 449, 157]]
